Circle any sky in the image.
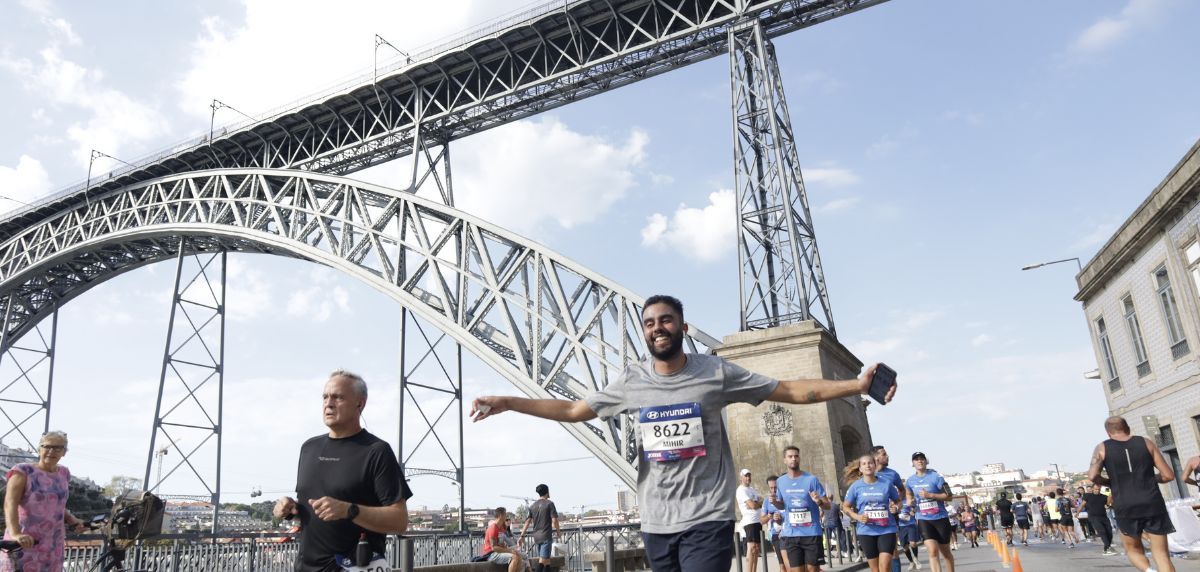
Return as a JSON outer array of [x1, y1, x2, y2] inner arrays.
[[1, 0, 1199, 515]]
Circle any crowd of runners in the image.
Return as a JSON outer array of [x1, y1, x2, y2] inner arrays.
[[731, 415, 1181, 572], [472, 295, 1181, 572]]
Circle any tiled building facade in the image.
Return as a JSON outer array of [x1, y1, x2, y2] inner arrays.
[[1077, 140, 1200, 500]]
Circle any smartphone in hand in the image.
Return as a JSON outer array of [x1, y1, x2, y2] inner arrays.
[[867, 363, 897, 405]]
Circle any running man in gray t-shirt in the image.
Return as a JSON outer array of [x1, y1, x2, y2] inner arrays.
[[471, 294, 897, 572]]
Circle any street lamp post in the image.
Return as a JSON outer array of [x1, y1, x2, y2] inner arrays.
[[1021, 257, 1082, 272]]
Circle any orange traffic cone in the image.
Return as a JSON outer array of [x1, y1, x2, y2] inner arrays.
[[1001, 544, 1011, 568], [1012, 549, 1024, 572]]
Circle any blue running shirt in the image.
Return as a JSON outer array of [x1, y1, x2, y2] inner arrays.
[[845, 478, 900, 536], [905, 470, 948, 521], [876, 466, 904, 498], [775, 473, 826, 537]]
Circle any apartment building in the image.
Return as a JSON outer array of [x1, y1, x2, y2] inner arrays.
[[1076, 139, 1200, 500]]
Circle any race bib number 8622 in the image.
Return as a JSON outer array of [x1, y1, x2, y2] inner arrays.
[[640, 402, 706, 462]]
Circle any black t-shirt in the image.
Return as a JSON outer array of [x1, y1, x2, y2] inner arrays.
[[996, 499, 1012, 517], [294, 430, 412, 572], [527, 498, 559, 543], [1082, 493, 1108, 517]]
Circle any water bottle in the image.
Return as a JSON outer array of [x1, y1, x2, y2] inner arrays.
[[355, 532, 371, 566]]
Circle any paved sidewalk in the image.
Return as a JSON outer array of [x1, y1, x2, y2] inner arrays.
[[941, 536, 1200, 571], [726, 537, 1200, 572]]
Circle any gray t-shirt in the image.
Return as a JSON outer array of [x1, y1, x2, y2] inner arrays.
[[527, 498, 558, 543], [584, 353, 779, 534]]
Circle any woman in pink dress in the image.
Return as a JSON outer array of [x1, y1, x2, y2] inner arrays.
[[2, 431, 86, 571]]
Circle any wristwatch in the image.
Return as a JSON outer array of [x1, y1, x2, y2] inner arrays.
[[347, 503, 360, 520]]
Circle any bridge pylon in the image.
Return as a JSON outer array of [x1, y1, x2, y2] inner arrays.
[[730, 20, 835, 334], [143, 242, 227, 534]]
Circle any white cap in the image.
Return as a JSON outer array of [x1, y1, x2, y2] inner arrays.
[[740, 468, 751, 476]]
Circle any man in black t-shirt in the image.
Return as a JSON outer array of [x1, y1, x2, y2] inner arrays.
[[274, 370, 413, 572], [520, 484, 561, 572], [1082, 484, 1116, 555], [995, 492, 1014, 545], [1088, 416, 1176, 572]]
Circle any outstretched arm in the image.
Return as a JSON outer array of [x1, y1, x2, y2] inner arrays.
[[767, 363, 895, 405], [470, 396, 598, 423]]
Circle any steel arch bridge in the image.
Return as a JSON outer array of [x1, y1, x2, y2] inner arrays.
[[0, 0, 890, 531], [0, 169, 720, 485]]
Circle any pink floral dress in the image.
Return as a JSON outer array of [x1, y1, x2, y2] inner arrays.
[[2, 463, 70, 572]]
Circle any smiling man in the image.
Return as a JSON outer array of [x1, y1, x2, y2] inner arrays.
[[273, 370, 413, 572], [471, 294, 896, 572]]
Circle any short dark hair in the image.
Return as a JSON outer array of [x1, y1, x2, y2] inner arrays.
[[536, 484, 549, 497], [494, 507, 507, 517], [869, 445, 886, 455], [643, 295, 684, 321], [1016, 493, 1022, 500], [1105, 416, 1131, 434], [784, 445, 800, 455], [766, 475, 778, 483]]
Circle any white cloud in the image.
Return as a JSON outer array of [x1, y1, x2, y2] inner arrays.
[[451, 117, 648, 234], [0, 155, 52, 215], [938, 110, 984, 126], [176, 0, 529, 121], [1070, 0, 1170, 54], [225, 256, 275, 322], [284, 267, 352, 322], [1070, 218, 1121, 252], [866, 134, 899, 159], [640, 189, 735, 263], [804, 167, 860, 187], [0, 11, 168, 166], [971, 333, 993, 347], [816, 197, 861, 214]]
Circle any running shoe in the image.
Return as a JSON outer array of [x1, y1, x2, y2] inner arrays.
[[1103, 548, 1119, 556]]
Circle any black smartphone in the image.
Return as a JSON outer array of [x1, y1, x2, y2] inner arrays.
[[867, 363, 896, 405]]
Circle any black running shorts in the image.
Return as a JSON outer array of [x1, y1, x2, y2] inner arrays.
[[1116, 514, 1176, 537], [858, 533, 898, 559], [780, 536, 824, 566], [918, 518, 953, 545]]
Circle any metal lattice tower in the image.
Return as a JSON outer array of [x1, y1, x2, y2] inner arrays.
[[0, 299, 57, 454], [730, 20, 834, 333], [398, 120, 468, 530], [143, 245, 227, 533]]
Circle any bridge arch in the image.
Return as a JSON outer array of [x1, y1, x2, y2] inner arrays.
[[0, 168, 721, 485]]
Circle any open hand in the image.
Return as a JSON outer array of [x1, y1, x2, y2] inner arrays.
[[470, 397, 508, 422]]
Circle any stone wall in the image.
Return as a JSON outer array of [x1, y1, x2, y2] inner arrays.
[[716, 321, 874, 502]]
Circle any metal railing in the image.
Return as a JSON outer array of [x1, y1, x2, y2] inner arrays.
[[62, 523, 643, 571]]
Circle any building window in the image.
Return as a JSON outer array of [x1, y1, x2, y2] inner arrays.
[[1155, 265, 1189, 358], [1097, 317, 1120, 392], [1122, 295, 1151, 378], [1187, 241, 1200, 297], [1159, 425, 1187, 499]]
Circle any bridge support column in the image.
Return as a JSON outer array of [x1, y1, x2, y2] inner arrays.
[[143, 243, 227, 534], [718, 321, 872, 501], [729, 20, 834, 333], [399, 124, 467, 530], [0, 298, 58, 456]]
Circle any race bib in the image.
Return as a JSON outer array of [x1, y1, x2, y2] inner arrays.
[[640, 402, 705, 462], [334, 554, 389, 572], [788, 509, 813, 526], [864, 501, 890, 526], [918, 501, 939, 515]]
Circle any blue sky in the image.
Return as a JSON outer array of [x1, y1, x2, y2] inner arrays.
[[1, 0, 1198, 513]]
